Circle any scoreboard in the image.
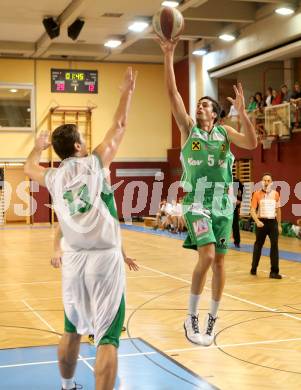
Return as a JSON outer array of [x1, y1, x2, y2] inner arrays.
[[51, 69, 98, 93]]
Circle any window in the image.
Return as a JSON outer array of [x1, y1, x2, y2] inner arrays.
[[0, 84, 35, 131]]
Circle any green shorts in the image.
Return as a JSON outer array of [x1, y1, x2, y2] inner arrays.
[[183, 194, 233, 254], [64, 295, 125, 348]]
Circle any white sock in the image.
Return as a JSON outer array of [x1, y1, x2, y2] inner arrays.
[[61, 377, 75, 390], [210, 299, 220, 318], [188, 294, 201, 316]]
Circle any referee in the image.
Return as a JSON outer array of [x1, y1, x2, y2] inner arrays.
[[250, 173, 282, 279]]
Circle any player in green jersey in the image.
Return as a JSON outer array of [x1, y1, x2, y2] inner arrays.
[[158, 38, 257, 346]]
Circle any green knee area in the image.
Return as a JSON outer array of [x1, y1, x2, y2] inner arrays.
[[64, 312, 77, 333], [98, 295, 125, 349]]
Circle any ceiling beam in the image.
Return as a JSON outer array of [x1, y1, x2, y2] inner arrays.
[[183, 0, 256, 23], [31, 0, 93, 58], [46, 43, 107, 57], [182, 20, 225, 39], [232, 0, 292, 3], [0, 41, 35, 55]]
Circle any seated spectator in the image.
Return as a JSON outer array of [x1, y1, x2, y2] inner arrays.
[[265, 87, 273, 106], [290, 81, 301, 101], [169, 198, 186, 233], [247, 96, 257, 112], [291, 219, 301, 239], [290, 82, 301, 128], [228, 104, 238, 117], [280, 84, 291, 103], [154, 199, 169, 229], [254, 92, 265, 110], [271, 89, 282, 105], [161, 200, 174, 230]]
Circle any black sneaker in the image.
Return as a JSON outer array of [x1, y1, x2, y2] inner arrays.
[[62, 383, 83, 390], [122, 326, 126, 332], [88, 334, 94, 344], [269, 272, 282, 279], [234, 243, 240, 248], [250, 269, 257, 275]]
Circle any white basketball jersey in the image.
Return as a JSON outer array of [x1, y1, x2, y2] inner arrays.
[[45, 153, 121, 251]]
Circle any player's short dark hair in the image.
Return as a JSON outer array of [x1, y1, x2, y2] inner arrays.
[[262, 172, 273, 180], [199, 96, 221, 123], [52, 124, 81, 160]]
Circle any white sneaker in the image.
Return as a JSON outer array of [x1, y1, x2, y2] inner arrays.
[[184, 314, 202, 344], [200, 313, 217, 346]]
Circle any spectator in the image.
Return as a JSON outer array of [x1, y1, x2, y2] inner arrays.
[[265, 87, 273, 106], [291, 219, 301, 238], [254, 92, 265, 109], [154, 199, 168, 229], [271, 89, 282, 105], [250, 173, 282, 279], [169, 199, 181, 233], [228, 104, 239, 117], [247, 96, 257, 112], [171, 197, 185, 233], [290, 82, 301, 128], [290, 82, 301, 101], [280, 84, 291, 103], [161, 200, 174, 230]]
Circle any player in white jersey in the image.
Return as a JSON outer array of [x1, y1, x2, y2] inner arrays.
[[24, 67, 137, 390]]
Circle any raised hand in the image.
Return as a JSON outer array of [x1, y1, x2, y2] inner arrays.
[[156, 36, 179, 54], [227, 83, 245, 114], [120, 67, 138, 94], [35, 131, 51, 151]]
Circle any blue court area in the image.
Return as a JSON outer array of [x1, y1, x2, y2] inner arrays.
[[121, 224, 301, 263], [0, 338, 217, 390]]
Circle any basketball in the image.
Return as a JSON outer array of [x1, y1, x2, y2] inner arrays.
[[152, 7, 185, 41]]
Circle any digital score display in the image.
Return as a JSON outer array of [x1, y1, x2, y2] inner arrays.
[[51, 69, 98, 93]]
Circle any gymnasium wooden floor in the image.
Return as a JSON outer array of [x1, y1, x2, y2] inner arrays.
[[1, 224, 301, 389]]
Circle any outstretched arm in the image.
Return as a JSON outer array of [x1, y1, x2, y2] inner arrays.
[[94, 67, 137, 168], [157, 38, 193, 144], [24, 131, 51, 186], [224, 83, 258, 150]]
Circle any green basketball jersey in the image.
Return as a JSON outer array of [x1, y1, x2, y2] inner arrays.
[[180, 124, 234, 198]]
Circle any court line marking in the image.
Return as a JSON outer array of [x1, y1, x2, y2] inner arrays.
[[127, 275, 166, 279], [0, 296, 62, 304], [21, 300, 95, 372], [0, 275, 166, 287], [1, 336, 301, 369], [140, 265, 301, 322], [0, 280, 60, 287], [0, 273, 299, 287]]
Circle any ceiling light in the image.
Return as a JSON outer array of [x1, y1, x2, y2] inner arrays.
[[219, 33, 235, 42], [192, 49, 208, 56], [104, 39, 122, 48], [128, 21, 149, 32], [9, 89, 18, 93], [161, 1, 180, 8], [275, 7, 295, 15]]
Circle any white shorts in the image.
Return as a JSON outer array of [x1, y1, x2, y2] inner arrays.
[[62, 246, 125, 345]]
